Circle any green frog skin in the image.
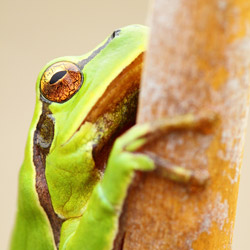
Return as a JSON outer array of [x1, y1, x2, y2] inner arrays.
[[10, 25, 216, 250]]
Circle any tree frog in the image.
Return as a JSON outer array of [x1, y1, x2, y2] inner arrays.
[[10, 25, 216, 250]]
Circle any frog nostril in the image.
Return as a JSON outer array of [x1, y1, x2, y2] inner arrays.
[[49, 70, 67, 84]]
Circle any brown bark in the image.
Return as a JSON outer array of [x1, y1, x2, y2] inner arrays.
[[114, 0, 250, 249]]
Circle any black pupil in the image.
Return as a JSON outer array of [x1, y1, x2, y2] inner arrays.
[[50, 70, 67, 84]]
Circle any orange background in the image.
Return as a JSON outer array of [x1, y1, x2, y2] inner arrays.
[[0, 0, 249, 249]]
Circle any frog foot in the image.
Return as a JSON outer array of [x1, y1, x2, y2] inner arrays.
[[115, 111, 218, 186]]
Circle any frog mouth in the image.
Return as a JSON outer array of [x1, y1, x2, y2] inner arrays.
[[81, 52, 144, 172]]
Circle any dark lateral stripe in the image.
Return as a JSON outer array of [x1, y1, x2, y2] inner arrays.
[[33, 103, 63, 248], [77, 30, 120, 70]]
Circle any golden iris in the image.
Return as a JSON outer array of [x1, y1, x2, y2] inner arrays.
[[40, 61, 82, 103]]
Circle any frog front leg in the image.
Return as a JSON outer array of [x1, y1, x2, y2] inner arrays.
[[63, 112, 217, 250]]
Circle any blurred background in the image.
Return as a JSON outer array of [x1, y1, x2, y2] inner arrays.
[[0, 0, 249, 249]]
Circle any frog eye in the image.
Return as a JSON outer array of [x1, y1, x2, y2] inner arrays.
[[40, 61, 83, 103]]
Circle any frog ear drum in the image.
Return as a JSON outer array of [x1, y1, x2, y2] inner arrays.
[[40, 61, 83, 103]]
